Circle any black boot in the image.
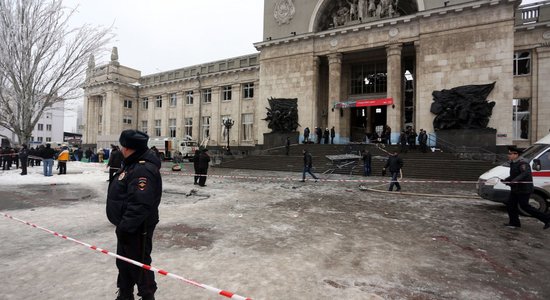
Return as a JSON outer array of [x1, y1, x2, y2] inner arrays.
[[139, 295, 155, 300], [115, 289, 134, 300]]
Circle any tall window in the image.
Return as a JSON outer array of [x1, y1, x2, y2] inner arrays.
[[201, 88, 212, 103], [124, 99, 133, 108], [513, 51, 531, 76], [37, 137, 43, 142], [45, 137, 51, 142], [242, 113, 253, 141], [156, 95, 163, 108], [169, 118, 176, 137], [141, 97, 149, 109], [141, 120, 148, 134], [155, 119, 162, 137], [185, 91, 194, 105], [123, 116, 132, 124], [169, 93, 177, 107], [184, 118, 193, 138], [46, 124, 52, 131], [350, 62, 387, 94], [513, 98, 530, 140], [202, 116, 211, 140], [243, 83, 254, 99], [222, 86, 232, 101], [37, 123, 43, 131]]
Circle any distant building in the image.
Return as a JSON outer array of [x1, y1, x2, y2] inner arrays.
[[0, 100, 65, 146], [83, 0, 550, 149]]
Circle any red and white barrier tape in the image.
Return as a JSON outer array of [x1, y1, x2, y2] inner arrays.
[[1, 213, 251, 300]]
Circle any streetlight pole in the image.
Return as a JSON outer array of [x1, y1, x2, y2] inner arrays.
[[223, 117, 234, 154]]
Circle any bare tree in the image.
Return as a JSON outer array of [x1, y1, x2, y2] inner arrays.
[[0, 0, 113, 145]]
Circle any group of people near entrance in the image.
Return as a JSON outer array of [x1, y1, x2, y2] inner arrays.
[[302, 126, 336, 144]]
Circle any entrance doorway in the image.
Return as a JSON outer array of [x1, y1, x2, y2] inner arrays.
[[350, 106, 387, 142]]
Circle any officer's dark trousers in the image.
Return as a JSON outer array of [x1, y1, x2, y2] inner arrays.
[[20, 158, 27, 175], [198, 168, 208, 186], [116, 227, 157, 298], [507, 192, 550, 227]]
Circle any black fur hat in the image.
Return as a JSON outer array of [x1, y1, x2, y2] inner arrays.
[[508, 146, 523, 154], [119, 130, 149, 150]]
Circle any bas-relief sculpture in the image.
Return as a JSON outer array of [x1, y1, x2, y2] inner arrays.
[[274, 0, 296, 25], [263, 98, 300, 133], [320, 0, 402, 30], [430, 82, 496, 130]]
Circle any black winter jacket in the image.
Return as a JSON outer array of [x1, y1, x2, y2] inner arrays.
[[106, 149, 162, 233], [40, 146, 56, 159], [384, 155, 403, 172], [107, 149, 123, 169], [504, 159, 533, 194]]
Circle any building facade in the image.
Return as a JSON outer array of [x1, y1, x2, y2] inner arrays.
[[83, 0, 550, 149], [0, 100, 65, 146]]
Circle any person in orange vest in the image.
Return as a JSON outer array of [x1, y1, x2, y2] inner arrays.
[[57, 146, 70, 175]]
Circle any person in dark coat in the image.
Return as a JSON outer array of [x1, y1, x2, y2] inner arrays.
[[197, 148, 211, 187], [303, 127, 310, 143], [192, 150, 201, 185], [40, 143, 56, 176], [300, 149, 319, 182], [323, 128, 330, 144], [315, 127, 322, 144], [399, 130, 408, 153], [107, 145, 124, 182], [330, 126, 336, 144], [85, 148, 93, 162], [383, 151, 403, 192], [106, 129, 162, 300], [19, 144, 29, 175], [362, 149, 372, 176], [285, 137, 290, 156], [502, 146, 550, 229]]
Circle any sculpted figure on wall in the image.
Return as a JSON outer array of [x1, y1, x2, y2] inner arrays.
[[263, 98, 300, 133], [430, 82, 496, 130], [318, 0, 406, 31]]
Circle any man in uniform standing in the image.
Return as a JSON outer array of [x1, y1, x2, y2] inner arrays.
[[502, 146, 550, 229], [106, 129, 162, 300]]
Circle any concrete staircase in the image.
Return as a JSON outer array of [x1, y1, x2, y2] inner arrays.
[[216, 143, 499, 181]]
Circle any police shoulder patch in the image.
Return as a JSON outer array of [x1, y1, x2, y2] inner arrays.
[[138, 177, 147, 190]]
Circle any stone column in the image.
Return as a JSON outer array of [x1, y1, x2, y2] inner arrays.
[[535, 46, 550, 141], [327, 53, 343, 143], [312, 56, 320, 130], [386, 43, 403, 142]]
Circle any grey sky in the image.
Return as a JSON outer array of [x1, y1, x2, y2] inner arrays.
[[65, 0, 265, 75]]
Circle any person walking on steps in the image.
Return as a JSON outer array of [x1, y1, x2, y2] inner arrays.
[[383, 151, 403, 192], [502, 146, 550, 230], [300, 149, 319, 182]]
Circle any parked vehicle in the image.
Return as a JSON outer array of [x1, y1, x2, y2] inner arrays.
[[147, 136, 198, 161], [477, 134, 550, 213]]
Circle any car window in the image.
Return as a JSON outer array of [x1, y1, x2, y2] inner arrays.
[[538, 149, 550, 170]]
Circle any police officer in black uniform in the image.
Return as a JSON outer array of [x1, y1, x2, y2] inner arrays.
[[106, 130, 162, 300], [502, 146, 550, 229]]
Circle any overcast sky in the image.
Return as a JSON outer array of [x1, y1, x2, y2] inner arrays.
[[65, 0, 264, 75], [62, 0, 539, 132]]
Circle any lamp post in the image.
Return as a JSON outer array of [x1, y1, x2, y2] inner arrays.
[[223, 117, 235, 154]]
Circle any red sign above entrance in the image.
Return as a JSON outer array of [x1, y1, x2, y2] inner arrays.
[[333, 97, 393, 109]]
